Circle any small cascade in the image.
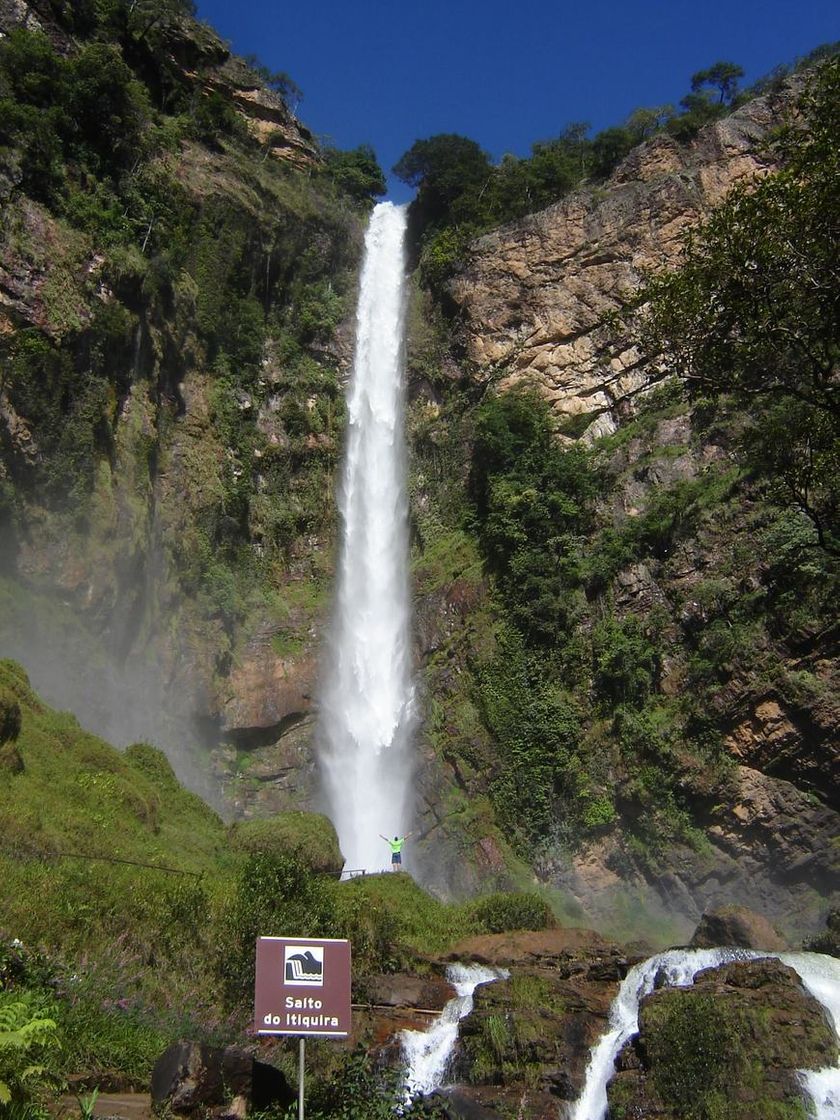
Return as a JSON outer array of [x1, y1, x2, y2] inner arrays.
[[569, 948, 840, 1120], [400, 963, 508, 1101]]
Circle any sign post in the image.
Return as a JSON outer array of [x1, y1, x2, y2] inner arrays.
[[255, 937, 352, 1120], [298, 1038, 304, 1120]]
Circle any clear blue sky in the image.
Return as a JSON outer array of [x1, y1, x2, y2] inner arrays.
[[196, 0, 838, 199]]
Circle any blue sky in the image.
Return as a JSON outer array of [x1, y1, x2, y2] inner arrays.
[[196, 0, 838, 199]]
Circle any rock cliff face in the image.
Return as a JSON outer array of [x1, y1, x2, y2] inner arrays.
[[448, 81, 799, 438], [0, 5, 361, 808], [0, 0, 318, 168], [407, 70, 839, 943]]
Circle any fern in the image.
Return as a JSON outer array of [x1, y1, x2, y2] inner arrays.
[[0, 992, 59, 1110]]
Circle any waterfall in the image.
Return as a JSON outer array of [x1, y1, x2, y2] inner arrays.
[[318, 202, 415, 875], [569, 948, 840, 1120], [401, 963, 509, 1101]]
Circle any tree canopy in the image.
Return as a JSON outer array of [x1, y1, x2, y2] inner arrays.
[[690, 61, 744, 105]]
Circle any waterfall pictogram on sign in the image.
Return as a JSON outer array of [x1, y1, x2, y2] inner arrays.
[[284, 946, 324, 986]]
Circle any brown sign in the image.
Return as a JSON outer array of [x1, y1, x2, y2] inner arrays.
[[254, 937, 352, 1037]]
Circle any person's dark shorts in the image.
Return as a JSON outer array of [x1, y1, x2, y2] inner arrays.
[[392, 852, 401, 864]]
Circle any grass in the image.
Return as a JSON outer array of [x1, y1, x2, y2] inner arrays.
[[228, 812, 343, 874], [0, 660, 228, 876], [337, 873, 477, 958]]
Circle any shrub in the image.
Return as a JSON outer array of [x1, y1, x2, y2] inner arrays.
[[470, 892, 554, 934], [478, 625, 585, 847], [592, 616, 659, 709], [0, 692, 21, 746], [228, 813, 343, 875], [216, 853, 340, 1005]]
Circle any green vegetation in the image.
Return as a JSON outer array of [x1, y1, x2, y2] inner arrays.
[[394, 47, 838, 293], [467, 892, 554, 934], [0, 661, 574, 1111], [624, 987, 819, 1120], [636, 57, 839, 555], [228, 812, 343, 874], [408, 60, 840, 880], [0, 990, 59, 1117], [0, 4, 387, 758]]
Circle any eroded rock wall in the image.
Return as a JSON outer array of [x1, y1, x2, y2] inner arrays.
[[448, 81, 801, 438]]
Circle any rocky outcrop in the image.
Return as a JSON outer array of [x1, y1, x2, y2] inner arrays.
[[206, 57, 318, 168], [0, 5, 361, 810], [447, 81, 801, 437], [689, 904, 788, 951], [445, 929, 630, 1117], [724, 688, 840, 810], [0, 1, 318, 169], [541, 763, 840, 945], [609, 959, 836, 1119]]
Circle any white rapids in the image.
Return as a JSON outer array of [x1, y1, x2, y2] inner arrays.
[[401, 963, 509, 1101], [569, 947, 840, 1120], [318, 201, 416, 875]]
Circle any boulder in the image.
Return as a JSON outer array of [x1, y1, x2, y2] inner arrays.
[[365, 972, 456, 1010], [804, 906, 840, 958], [431, 1088, 505, 1119], [448, 927, 622, 969], [689, 904, 788, 951], [150, 1042, 293, 1116], [451, 929, 629, 1113], [609, 958, 836, 1120]]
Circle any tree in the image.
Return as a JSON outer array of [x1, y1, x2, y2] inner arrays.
[[393, 133, 492, 226], [126, 0, 196, 44], [625, 104, 674, 142], [323, 145, 386, 205], [591, 126, 635, 179], [690, 60, 744, 105], [635, 58, 840, 553]]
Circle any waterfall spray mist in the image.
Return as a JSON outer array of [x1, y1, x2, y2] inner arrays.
[[318, 202, 415, 874]]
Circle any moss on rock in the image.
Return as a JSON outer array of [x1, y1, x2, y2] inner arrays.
[[609, 958, 835, 1120], [228, 811, 343, 874]]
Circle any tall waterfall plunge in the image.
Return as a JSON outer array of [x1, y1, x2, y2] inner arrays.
[[318, 202, 415, 874]]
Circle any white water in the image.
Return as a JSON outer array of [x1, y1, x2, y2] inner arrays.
[[569, 948, 840, 1120], [318, 202, 416, 875], [401, 963, 509, 1100]]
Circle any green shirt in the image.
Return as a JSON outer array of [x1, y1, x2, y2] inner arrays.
[[389, 838, 405, 854]]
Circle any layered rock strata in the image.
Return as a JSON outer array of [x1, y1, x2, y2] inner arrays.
[[448, 81, 802, 438]]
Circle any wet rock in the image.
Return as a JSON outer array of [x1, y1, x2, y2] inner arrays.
[[609, 959, 836, 1120], [544, 765, 840, 945], [448, 927, 623, 969], [447, 929, 629, 1112], [804, 906, 840, 958], [366, 973, 456, 1010], [689, 904, 788, 951], [431, 1088, 505, 1119], [219, 636, 315, 742]]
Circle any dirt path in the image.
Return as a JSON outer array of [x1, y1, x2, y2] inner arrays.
[[56, 1093, 152, 1120]]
